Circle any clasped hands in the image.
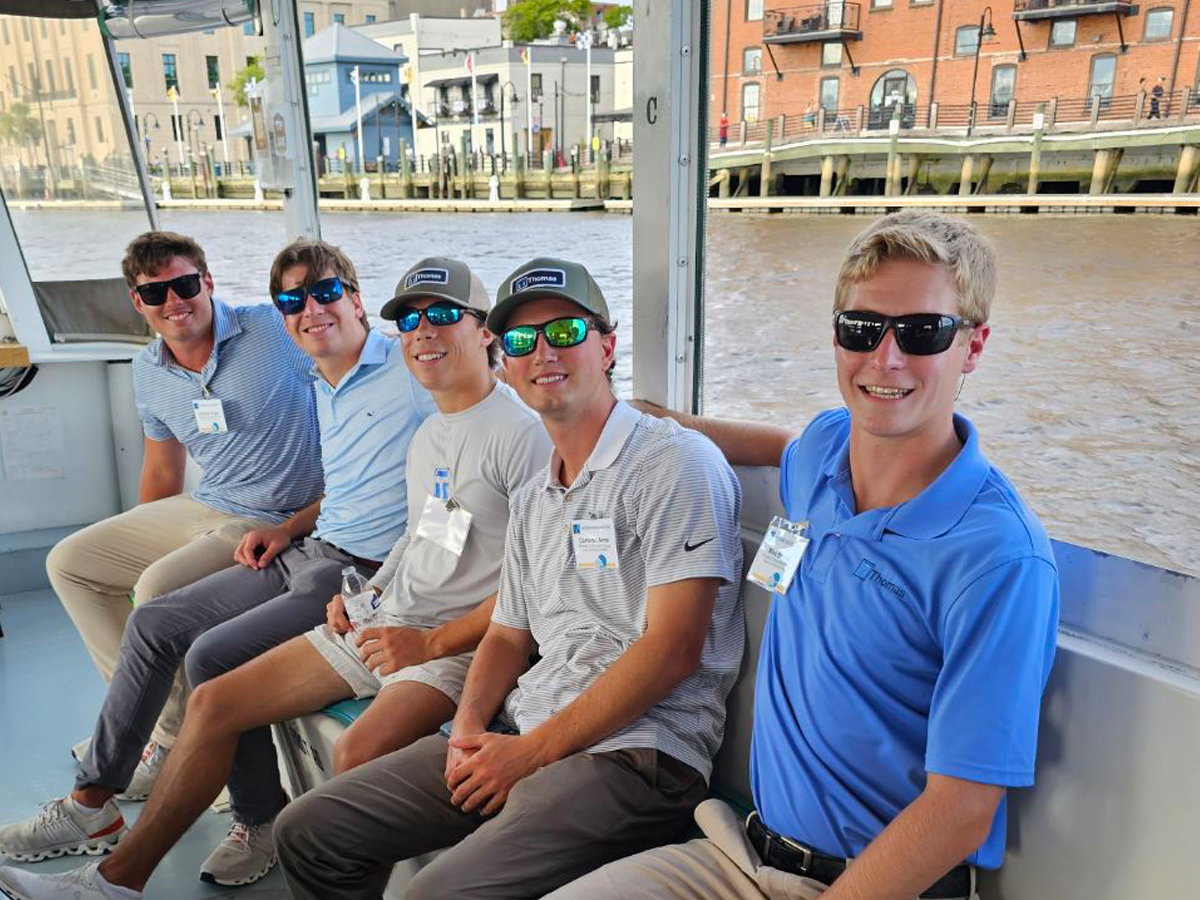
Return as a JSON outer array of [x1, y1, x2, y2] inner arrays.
[[443, 731, 545, 817]]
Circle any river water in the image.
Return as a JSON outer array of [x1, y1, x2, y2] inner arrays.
[[9, 207, 1200, 576]]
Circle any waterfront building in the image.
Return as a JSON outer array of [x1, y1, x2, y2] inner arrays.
[[711, 0, 1200, 135]]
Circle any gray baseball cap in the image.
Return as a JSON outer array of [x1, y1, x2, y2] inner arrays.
[[486, 257, 611, 334], [380, 257, 490, 321]]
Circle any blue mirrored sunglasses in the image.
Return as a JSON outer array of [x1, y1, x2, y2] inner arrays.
[[274, 277, 348, 316]]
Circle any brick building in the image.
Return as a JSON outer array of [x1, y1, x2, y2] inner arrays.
[[710, 0, 1200, 130]]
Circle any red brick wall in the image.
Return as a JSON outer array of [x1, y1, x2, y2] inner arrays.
[[707, 0, 1200, 126]]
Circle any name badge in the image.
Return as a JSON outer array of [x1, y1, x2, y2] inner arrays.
[[415, 493, 473, 557], [746, 516, 810, 595], [192, 398, 228, 434], [571, 518, 619, 569]]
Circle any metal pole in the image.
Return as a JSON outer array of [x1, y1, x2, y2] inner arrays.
[[170, 89, 184, 169], [525, 50, 533, 163], [582, 32, 593, 163], [214, 83, 230, 164], [469, 53, 479, 155], [966, 8, 991, 138], [407, 68, 418, 161], [353, 65, 364, 173]]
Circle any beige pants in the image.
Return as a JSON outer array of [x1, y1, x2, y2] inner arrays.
[[46, 494, 267, 747]]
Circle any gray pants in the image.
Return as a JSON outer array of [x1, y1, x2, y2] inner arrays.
[[76, 537, 368, 825], [274, 733, 708, 900]]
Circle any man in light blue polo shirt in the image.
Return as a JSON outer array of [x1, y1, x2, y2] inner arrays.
[[46, 230, 322, 793], [0, 240, 434, 897], [550, 211, 1060, 900]]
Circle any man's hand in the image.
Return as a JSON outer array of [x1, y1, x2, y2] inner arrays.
[[355, 625, 432, 675], [445, 733, 545, 816], [233, 526, 292, 569], [326, 594, 351, 635]]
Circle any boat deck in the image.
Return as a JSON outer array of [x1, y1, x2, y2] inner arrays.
[[0, 588, 288, 899]]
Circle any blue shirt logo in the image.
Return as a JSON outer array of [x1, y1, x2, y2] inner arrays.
[[511, 268, 566, 295], [853, 558, 906, 599]]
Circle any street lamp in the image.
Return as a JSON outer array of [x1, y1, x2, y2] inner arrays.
[[186, 110, 205, 171], [140, 112, 160, 169], [967, 7, 998, 137], [499, 81, 519, 169]]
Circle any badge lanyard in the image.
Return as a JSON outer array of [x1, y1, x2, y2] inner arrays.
[[191, 383, 228, 434], [415, 467, 473, 556], [571, 517, 619, 569], [746, 516, 810, 595]]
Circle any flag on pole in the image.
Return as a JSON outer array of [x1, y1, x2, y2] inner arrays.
[[466, 53, 479, 127], [519, 48, 529, 65]]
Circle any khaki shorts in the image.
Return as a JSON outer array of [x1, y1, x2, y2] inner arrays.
[[305, 621, 473, 704]]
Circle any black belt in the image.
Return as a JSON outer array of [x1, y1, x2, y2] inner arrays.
[[746, 812, 975, 899], [327, 542, 382, 574]]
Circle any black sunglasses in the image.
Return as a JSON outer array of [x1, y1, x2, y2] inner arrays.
[[275, 277, 350, 316], [834, 311, 976, 356], [501, 317, 594, 357], [134, 273, 203, 307], [392, 300, 483, 333]]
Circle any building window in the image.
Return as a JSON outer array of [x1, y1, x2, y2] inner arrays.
[[66, 119, 76, 145], [1088, 54, 1116, 105], [118, 52, 133, 88], [64, 58, 75, 96], [44, 61, 57, 95], [746, 0, 763, 22], [39, 19, 47, 38], [2, 20, 9, 44], [163, 54, 179, 92], [206, 56, 220, 90], [590, 74, 600, 103], [873, 0, 893, 8], [1143, 8, 1173, 41], [743, 47, 762, 74], [741, 82, 761, 122], [820, 76, 840, 113], [366, 15, 376, 23], [304, 12, 315, 36], [86, 55, 98, 91], [955, 25, 980, 56], [532, 72, 543, 100], [8, 67, 17, 97], [214, 114, 223, 141], [821, 42, 842, 67], [333, 13, 346, 25], [171, 114, 183, 141], [1049, 19, 1076, 48], [21, 20, 30, 40], [95, 116, 104, 142], [989, 64, 1016, 117]]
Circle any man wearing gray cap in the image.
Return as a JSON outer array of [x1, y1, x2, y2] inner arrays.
[[274, 257, 745, 900]]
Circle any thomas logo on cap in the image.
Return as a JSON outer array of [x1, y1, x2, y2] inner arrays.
[[511, 268, 566, 295], [405, 268, 449, 289]]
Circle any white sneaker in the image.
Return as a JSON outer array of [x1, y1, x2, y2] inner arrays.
[[70, 739, 167, 803], [0, 860, 135, 900], [0, 798, 126, 862], [198, 821, 277, 886]]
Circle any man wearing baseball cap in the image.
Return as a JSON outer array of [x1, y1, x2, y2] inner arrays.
[[274, 258, 745, 900]]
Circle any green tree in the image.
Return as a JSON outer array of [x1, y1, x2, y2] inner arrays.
[[227, 55, 266, 108], [502, 0, 594, 42], [0, 103, 44, 165], [602, 5, 632, 30]]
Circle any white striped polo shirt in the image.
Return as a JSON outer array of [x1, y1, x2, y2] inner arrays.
[[493, 401, 744, 781], [132, 299, 322, 523]]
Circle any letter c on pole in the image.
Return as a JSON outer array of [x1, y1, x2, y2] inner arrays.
[[646, 96, 658, 124]]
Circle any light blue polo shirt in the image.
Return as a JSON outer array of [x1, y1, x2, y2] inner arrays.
[[751, 408, 1059, 869], [132, 299, 322, 523], [311, 329, 437, 561]]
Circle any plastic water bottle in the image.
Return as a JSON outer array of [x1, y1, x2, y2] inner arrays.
[[340, 566, 381, 629]]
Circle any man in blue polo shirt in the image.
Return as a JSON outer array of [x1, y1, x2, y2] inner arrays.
[[0, 240, 435, 897], [549, 211, 1060, 900], [45, 230, 322, 796]]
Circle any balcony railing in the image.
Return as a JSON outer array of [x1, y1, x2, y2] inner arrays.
[[1011, 0, 1137, 20], [764, 3, 863, 43]]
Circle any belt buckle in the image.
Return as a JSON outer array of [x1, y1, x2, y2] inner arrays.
[[777, 833, 814, 873]]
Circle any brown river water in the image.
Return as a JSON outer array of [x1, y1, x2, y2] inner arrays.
[[10, 208, 1200, 575]]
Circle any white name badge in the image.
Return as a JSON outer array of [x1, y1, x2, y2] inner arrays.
[[571, 518, 619, 569], [415, 494, 473, 557], [192, 398, 228, 434], [746, 516, 810, 595]]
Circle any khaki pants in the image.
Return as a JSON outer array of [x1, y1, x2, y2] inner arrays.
[[46, 494, 267, 747], [547, 799, 978, 900]]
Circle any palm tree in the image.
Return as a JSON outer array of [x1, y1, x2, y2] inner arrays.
[[0, 103, 44, 166]]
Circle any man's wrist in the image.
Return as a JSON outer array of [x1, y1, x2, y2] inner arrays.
[[423, 625, 445, 661]]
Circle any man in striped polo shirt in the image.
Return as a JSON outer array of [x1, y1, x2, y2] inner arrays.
[[45, 231, 323, 796], [0, 241, 435, 895], [272, 258, 745, 900]]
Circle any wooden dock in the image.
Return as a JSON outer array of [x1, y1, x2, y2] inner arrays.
[[703, 194, 1200, 214]]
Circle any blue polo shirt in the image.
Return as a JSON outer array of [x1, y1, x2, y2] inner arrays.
[[311, 329, 437, 561], [132, 299, 322, 523], [751, 408, 1059, 869]]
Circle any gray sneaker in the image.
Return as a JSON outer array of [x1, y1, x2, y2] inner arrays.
[[70, 738, 167, 803], [0, 798, 126, 862], [199, 821, 277, 886], [0, 860, 113, 900]]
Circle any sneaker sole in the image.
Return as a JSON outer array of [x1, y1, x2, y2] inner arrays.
[[199, 854, 277, 886], [0, 833, 124, 863], [115, 789, 149, 802]]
